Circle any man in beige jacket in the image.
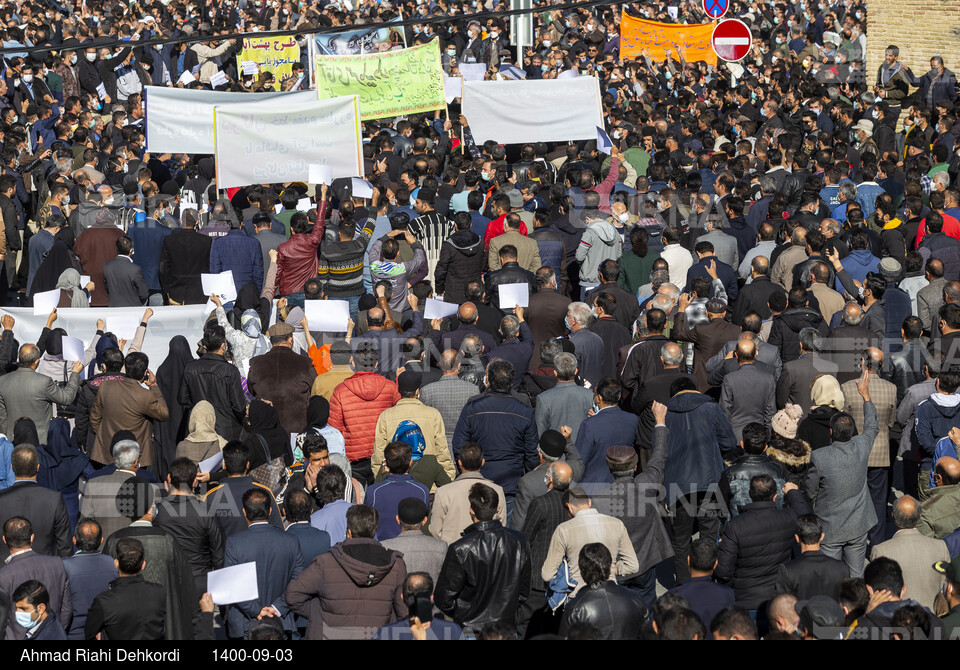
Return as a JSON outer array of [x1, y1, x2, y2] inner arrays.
[[540, 485, 639, 596], [489, 214, 542, 273], [190, 39, 236, 84], [372, 371, 455, 482], [870, 495, 949, 610], [429, 442, 506, 543]]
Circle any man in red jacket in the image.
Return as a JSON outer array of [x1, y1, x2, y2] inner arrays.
[[276, 184, 328, 307], [328, 341, 399, 486]]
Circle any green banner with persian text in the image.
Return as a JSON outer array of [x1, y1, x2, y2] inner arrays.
[[314, 41, 445, 120]]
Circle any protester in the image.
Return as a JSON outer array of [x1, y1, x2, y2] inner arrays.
[[0, 0, 956, 642]]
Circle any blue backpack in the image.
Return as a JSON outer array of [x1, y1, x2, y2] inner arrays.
[[391, 421, 426, 462]]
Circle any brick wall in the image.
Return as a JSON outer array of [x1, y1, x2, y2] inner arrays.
[[866, 0, 960, 77]]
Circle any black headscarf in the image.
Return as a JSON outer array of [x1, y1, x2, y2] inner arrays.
[[43, 329, 64, 357], [303, 396, 331, 432], [13, 418, 40, 447], [244, 399, 292, 466], [229, 281, 269, 333], [38, 418, 89, 493], [30, 240, 79, 297], [155, 336, 195, 480]]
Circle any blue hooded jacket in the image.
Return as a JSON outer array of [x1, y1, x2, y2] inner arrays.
[[664, 390, 739, 506]]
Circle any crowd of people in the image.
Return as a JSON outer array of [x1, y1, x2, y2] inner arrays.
[[0, 0, 957, 644]]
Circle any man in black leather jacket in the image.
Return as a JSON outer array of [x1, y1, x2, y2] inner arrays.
[[177, 324, 246, 441], [559, 543, 650, 639], [484, 245, 537, 311], [434, 482, 531, 636]]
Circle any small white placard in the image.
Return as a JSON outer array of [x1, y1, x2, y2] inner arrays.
[[423, 298, 458, 320], [308, 164, 333, 185], [210, 70, 229, 88], [96, 82, 107, 100], [498, 283, 529, 309], [241, 60, 258, 76], [199, 450, 224, 473], [459, 63, 486, 81], [177, 70, 196, 86], [351, 178, 373, 199], [61, 336, 85, 362], [303, 299, 350, 333], [297, 197, 312, 211], [444, 76, 462, 103], [207, 562, 259, 605], [106, 316, 139, 341], [201, 271, 238, 304], [33, 289, 60, 316]]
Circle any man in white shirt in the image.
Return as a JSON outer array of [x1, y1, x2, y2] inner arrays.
[[660, 226, 694, 289]]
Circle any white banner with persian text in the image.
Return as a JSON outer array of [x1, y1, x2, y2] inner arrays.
[[461, 77, 604, 145], [0, 306, 209, 374], [213, 94, 363, 189], [144, 86, 317, 154]]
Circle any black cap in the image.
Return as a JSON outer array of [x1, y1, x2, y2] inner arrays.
[[397, 370, 422, 394], [538, 430, 566, 458], [397, 497, 429, 525], [389, 211, 410, 230]]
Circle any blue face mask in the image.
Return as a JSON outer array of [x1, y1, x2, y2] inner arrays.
[[15, 610, 39, 630], [565, 315, 575, 330], [592, 402, 600, 414]]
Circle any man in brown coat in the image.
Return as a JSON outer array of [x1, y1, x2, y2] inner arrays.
[[285, 504, 406, 640], [524, 268, 571, 370], [89, 352, 169, 468], [74, 208, 125, 307], [673, 297, 741, 392], [247, 322, 318, 434]]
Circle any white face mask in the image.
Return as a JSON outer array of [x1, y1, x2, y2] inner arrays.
[[618, 212, 629, 223], [21, 75, 32, 84], [85, 52, 97, 62]]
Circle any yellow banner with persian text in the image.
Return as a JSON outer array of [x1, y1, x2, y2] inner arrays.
[[237, 35, 302, 91], [620, 14, 717, 65]]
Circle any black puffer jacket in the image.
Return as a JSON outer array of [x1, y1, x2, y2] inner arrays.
[[177, 353, 247, 441], [559, 581, 651, 639], [435, 230, 485, 305], [713, 489, 812, 609], [434, 520, 531, 631], [768, 307, 829, 363]]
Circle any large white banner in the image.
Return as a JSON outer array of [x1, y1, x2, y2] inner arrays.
[[462, 77, 604, 145], [144, 86, 317, 154], [0, 306, 209, 375], [213, 94, 363, 189]]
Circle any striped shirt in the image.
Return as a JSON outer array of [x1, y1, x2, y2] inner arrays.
[[317, 217, 374, 297]]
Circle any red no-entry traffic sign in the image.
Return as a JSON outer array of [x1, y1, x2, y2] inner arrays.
[[711, 18, 752, 62]]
